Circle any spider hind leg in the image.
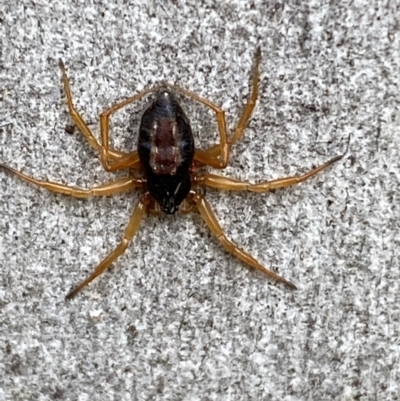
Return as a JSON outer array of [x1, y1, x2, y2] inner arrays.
[[191, 191, 297, 290], [66, 194, 149, 299]]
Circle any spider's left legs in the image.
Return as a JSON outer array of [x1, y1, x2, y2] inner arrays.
[[99, 86, 166, 171], [197, 155, 343, 192], [191, 191, 296, 289], [59, 60, 126, 161], [66, 194, 149, 299], [0, 164, 143, 197]]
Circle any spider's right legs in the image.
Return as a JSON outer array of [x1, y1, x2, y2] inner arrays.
[[66, 194, 149, 299], [204, 47, 261, 158], [191, 191, 297, 290], [197, 155, 343, 193], [164, 83, 229, 169]]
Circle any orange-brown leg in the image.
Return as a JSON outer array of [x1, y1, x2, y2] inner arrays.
[[101, 151, 142, 172], [191, 191, 297, 289], [59, 60, 128, 162], [203, 47, 261, 159], [0, 164, 143, 197], [178, 198, 196, 215], [100, 81, 231, 170], [146, 198, 162, 216], [197, 155, 343, 192], [99, 85, 166, 171], [66, 194, 149, 298], [162, 83, 229, 168]]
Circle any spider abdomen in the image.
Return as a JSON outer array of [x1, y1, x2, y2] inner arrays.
[[138, 90, 195, 214]]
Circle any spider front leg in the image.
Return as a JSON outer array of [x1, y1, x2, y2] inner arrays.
[[99, 85, 168, 171], [159, 83, 230, 169], [197, 155, 343, 192], [0, 164, 143, 197], [59, 60, 127, 163], [191, 191, 297, 289], [204, 47, 261, 159], [66, 194, 150, 299]]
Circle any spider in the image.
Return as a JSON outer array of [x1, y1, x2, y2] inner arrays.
[[0, 48, 343, 299]]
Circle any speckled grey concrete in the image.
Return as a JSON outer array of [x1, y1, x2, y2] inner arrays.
[[0, 1, 399, 400]]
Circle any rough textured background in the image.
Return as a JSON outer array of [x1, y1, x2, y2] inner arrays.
[[0, 1, 399, 400]]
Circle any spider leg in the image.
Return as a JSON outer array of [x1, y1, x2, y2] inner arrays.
[[66, 194, 149, 299], [197, 155, 343, 192], [163, 83, 229, 169], [229, 47, 261, 147], [191, 191, 297, 289], [102, 151, 142, 172], [0, 164, 143, 197], [99, 85, 166, 171], [59, 60, 127, 162], [205, 47, 261, 158]]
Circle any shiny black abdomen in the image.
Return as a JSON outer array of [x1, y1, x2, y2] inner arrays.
[[138, 90, 195, 214]]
